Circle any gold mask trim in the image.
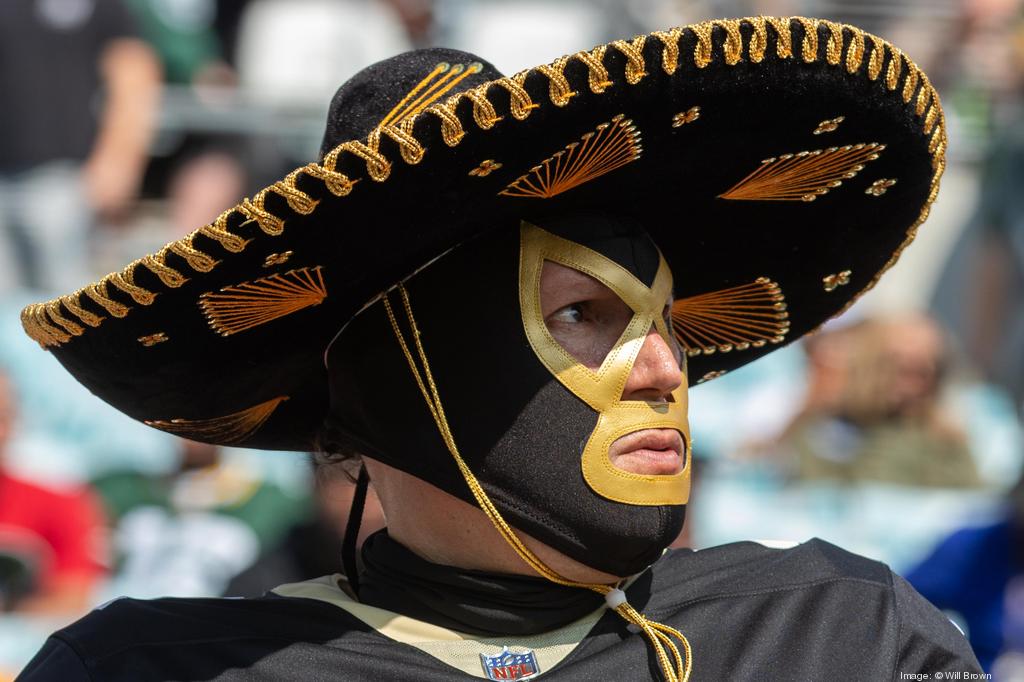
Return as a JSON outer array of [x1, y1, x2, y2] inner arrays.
[[518, 222, 690, 506]]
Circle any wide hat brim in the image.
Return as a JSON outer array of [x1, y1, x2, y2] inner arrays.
[[23, 16, 945, 452]]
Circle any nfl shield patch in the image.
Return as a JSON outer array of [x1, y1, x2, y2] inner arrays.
[[479, 646, 540, 680]]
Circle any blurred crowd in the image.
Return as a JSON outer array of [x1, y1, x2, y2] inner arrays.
[[1, 0, 1024, 678]]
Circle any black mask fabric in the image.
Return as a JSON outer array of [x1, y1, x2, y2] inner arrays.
[[324, 213, 686, 577]]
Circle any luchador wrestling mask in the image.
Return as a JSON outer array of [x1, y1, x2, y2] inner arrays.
[[324, 213, 691, 576]]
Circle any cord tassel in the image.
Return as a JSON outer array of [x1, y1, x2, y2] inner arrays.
[[382, 285, 693, 682]]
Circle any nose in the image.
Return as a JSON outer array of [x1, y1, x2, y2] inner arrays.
[[622, 325, 683, 401]]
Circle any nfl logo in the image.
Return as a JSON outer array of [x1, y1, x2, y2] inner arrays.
[[479, 646, 540, 680]]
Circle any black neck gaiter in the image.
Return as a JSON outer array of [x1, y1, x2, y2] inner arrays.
[[357, 531, 604, 636]]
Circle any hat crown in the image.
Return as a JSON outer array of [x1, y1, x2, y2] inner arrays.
[[319, 47, 502, 158]]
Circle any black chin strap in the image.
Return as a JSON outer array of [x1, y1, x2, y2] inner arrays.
[[342, 464, 370, 596]]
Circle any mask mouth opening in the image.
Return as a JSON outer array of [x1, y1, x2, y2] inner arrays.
[[607, 427, 689, 478]]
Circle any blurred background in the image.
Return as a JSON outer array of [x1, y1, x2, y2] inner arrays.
[[1, 0, 1023, 677]]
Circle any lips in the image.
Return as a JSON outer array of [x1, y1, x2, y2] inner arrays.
[[609, 429, 685, 476]]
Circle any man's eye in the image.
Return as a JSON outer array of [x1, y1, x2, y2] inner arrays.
[[551, 303, 585, 324]]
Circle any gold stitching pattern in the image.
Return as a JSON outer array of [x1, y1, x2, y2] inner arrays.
[[846, 29, 865, 73], [496, 72, 538, 120], [536, 56, 577, 106], [263, 251, 293, 268], [461, 85, 503, 129], [886, 46, 903, 91], [865, 178, 897, 196], [109, 267, 156, 305], [867, 35, 885, 80], [720, 143, 885, 202], [84, 281, 129, 318], [798, 17, 818, 62], [767, 17, 793, 58], [45, 300, 83, 337], [138, 332, 169, 347], [200, 266, 328, 337], [698, 370, 727, 384], [469, 159, 503, 177], [140, 249, 189, 288], [813, 116, 844, 134], [672, 277, 790, 356], [672, 107, 701, 127], [60, 293, 103, 327], [381, 62, 482, 128], [500, 115, 642, 199], [425, 102, 465, 146], [21, 17, 947, 353], [823, 270, 852, 291], [748, 17, 768, 63], [21, 304, 69, 346], [145, 395, 288, 444], [693, 22, 714, 68], [611, 36, 647, 84], [720, 19, 743, 65], [577, 45, 613, 94], [824, 20, 843, 65], [651, 28, 682, 74]]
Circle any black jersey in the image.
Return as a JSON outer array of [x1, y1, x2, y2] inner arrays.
[[18, 539, 981, 680]]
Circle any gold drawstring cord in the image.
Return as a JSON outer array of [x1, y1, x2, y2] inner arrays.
[[381, 284, 693, 682]]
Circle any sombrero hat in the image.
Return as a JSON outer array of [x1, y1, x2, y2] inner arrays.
[[21, 16, 945, 452]]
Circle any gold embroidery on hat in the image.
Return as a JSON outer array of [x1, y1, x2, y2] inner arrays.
[[500, 115, 641, 199], [698, 370, 727, 384], [380, 62, 482, 129], [263, 251, 293, 268], [672, 278, 790, 357], [824, 20, 843, 66], [719, 143, 885, 202], [611, 36, 647, 84], [469, 159, 502, 177], [865, 178, 897, 196], [200, 266, 327, 337], [495, 72, 538, 120], [145, 395, 288, 444], [798, 17, 819, 63], [651, 28, 683, 74], [138, 332, 168, 347], [747, 17, 768, 63], [536, 56, 577, 106], [767, 17, 794, 59], [823, 270, 852, 292], [813, 116, 844, 135], [846, 30, 865, 73], [577, 45, 613, 93], [672, 107, 701, 127]]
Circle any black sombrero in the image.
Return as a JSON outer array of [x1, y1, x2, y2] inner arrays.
[[21, 16, 945, 452]]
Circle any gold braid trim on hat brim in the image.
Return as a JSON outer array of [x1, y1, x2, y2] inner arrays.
[[22, 16, 946, 349]]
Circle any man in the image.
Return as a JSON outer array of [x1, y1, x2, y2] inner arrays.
[[19, 16, 979, 680]]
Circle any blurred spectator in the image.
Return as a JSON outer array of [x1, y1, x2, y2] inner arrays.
[[907, 471, 1024, 675], [92, 438, 309, 599], [224, 461, 386, 597], [235, 0, 412, 110], [165, 139, 248, 237], [123, 0, 225, 85], [0, 371, 107, 615], [755, 314, 980, 488], [0, 0, 160, 293], [931, 3, 1024, 408]]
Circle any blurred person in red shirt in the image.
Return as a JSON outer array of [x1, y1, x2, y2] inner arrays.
[[0, 371, 107, 615]]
